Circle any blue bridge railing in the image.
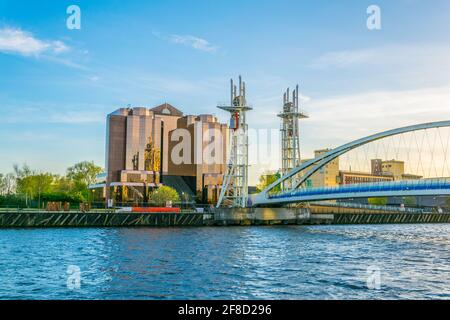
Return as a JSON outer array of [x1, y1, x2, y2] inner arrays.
[[269, 178, 450, 199]]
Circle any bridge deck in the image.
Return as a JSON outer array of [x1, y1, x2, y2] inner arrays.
[[259, 178, 450, 205]]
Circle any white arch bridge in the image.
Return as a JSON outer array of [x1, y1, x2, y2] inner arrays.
[[252, 120, 450, 207]]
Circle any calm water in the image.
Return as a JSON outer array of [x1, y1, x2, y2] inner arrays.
[[0, 224, 449, 299]]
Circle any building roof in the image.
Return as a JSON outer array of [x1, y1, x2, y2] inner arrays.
[[383, 159, 404, 164], [339, 170, 394, 178], [151, 103, 183, 117]]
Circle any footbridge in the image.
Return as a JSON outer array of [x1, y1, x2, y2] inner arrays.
[[253, 120, 450, 206], [257, 178, 450, 205]]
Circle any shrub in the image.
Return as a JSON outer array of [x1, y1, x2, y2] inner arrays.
[[368, 197, 388, 206], [149, 186, 180, 206]]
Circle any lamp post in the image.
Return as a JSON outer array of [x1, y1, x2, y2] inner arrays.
[[38, 186, 41, 212], [92, 189, 95, 209], [181, 192, 185, 209]]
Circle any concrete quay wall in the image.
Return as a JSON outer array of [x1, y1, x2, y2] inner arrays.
[[0, 209, 449, 228], [211, 208, 450, 226]]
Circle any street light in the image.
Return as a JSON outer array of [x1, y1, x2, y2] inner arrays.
[[182, 192, 185, 209], [92, 189, 96, 210]]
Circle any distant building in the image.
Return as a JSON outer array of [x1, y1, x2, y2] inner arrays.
[[299, 150, 423, 189], [302, 149, 340, 188], [380, 159, 405, 180], [338, 171, 394, 185], [401, 173, 423, 180], [100, 104, 181, 203], [372, 159, 422, 181], [371, 159, 383, 175]]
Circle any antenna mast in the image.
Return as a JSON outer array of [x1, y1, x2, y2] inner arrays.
[[278, 84, 308, 190], [216, 75, 252, 208]]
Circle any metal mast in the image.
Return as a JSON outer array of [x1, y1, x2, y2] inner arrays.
[[278, 85, 308, 190], [216, 75, 252, 208]]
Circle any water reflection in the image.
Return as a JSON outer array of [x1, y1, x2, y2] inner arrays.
[[0, 224, 449, 299]]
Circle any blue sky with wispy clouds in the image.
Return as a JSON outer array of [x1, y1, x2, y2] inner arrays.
[[1, 0, 450, 183]]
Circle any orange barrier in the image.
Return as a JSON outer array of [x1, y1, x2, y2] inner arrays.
[[131, 207, 181, 213]]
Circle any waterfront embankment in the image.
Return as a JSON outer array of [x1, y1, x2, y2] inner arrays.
[[1, 208, 450, 228], [0, 211, 203, 228]]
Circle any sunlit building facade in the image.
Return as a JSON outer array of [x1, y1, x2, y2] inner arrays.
[[300, 150, 423, 189], [168, 114, 229, 203], [90, 104, 229, 204]]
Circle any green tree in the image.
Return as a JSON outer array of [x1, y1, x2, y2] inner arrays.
[[4, 162, 102, 208], [13, 163, 32, 179], [34, 173, 54, 209], [14, 164, 54, 208], [66, 161, 102, 201], [66, 161, 103, 187], [14, 164, 36, 206], [0, 174, 5, 195], [54, 176, 75, 194], [403, 196, 417, 207], [256, 172, 281, 193], [368, 197, 388, 206], [149, 186, 180, 206], [3, 173, 16, 194]]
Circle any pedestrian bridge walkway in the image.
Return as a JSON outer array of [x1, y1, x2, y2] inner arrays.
[[259, 178, 450, 205]]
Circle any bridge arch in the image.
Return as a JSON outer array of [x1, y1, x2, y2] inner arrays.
[[253, 120, 450, 205]]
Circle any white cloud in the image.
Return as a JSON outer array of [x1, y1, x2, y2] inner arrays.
[[41, 55, 86, 70], [51, 40, 69, 54], [137, 75, 222, 95], [311, 48, 377, 68], [48, 111, 104, 124], [0, 27, 69, 56], [169, 34, 218, 53], [310, 44, 450, 70], [88, 75, 100, 82], [302, 86, 450, 146], [0, 103, 106, 125]]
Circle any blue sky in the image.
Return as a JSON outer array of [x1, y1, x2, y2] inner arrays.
[[1, 0, 450, 183]]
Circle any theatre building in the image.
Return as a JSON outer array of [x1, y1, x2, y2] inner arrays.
[[90, 104, 229, 204], [168, 114, 229, 204]]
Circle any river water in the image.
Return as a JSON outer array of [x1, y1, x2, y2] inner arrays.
[[0, 224, 449, 299]]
